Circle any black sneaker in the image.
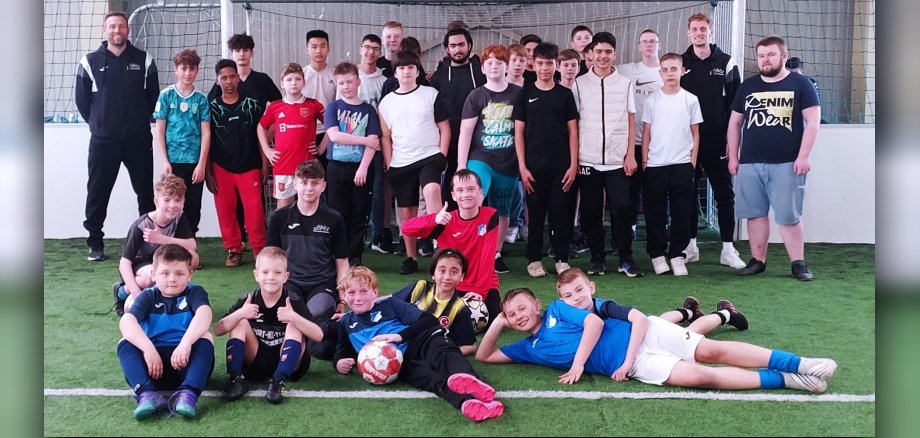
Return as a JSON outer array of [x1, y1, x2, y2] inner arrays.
[[379, 229, 395, 253], [112, 282, 126, 317], [393, 239, 407, 256], [265, 378, 284, 404], [716, 299, 749, 331], [587, 259, 606, 276], [418, 238, 434, 257], [87, 246, 107, 262], [791, 260, 814, 281], [494, 255, 510, 274], [682, 296, 704, 323], [399, 257, 418, 275], [225, 375, 249, 401], [617, 260, 645, 278], [738, 258, 766, 276]]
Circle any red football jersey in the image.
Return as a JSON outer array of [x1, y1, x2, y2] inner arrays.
[[259, 97, 325, 175], [402, 207, 500, 298]]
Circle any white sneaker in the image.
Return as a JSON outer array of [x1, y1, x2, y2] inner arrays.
[[651, 256, 670, 275], [799, 358, 838, 380], [555, 261, 571, 274], [504, 226, 519, 244], [720, 248, 747, 269], [781, 372, 827, 393], [684, 242, 700, 262], [527, 261, 547, 278], [670, 257, 688, 276]]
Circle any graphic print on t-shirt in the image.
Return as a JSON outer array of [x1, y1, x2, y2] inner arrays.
[[480, 101, 515, 150], [744, 92, 794, 132]]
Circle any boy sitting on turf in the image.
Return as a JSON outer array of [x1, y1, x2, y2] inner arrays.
[[334, 266, 504, 422], [114, 173, 199, 316], [116, 244, 214, 420], [380, 248, 478, 355], [477, 272, 837, 392], [215, 246, 325, 404]]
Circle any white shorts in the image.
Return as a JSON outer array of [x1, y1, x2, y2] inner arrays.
[[273, 174, 296, 200], [628, 316, 703, 386]]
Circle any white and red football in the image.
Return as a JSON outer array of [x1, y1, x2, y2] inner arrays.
[[356, 340, 403, 385]]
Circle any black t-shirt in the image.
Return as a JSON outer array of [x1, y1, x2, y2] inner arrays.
[[122, 213, 194, 267], [209, 96, 265, 173], [224, 288, 316, 349], [730, 72, 820, 164], [512, 83, 579, 173], [266, 203, 348, 288], [208, 70, 282, 107]]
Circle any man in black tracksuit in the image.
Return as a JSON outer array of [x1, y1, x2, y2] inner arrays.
[[679, 13, 746, 269], [75, 12, 159, 261]]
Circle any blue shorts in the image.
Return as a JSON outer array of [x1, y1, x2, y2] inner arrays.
[[735, 162, 806, 225], [467, 160, 517, 217]]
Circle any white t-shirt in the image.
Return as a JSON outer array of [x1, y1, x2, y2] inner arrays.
[[304, 64, 337, 134], [617, 61, 663, 145], [378, 85, 443, 168], [642, 88, 703, 167]]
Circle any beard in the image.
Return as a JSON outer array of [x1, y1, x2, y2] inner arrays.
[[451, 52, 470, 65], [759, 64, 782, 77]]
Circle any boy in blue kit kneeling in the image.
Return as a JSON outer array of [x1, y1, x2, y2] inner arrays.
[[116, 244, 214, 420], [477, 270, 837, 392], [214, 246, 325, 404], [334, 266, 504, 422]]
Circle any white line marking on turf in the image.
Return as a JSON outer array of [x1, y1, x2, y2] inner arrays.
[[44, 388, 874, 403]]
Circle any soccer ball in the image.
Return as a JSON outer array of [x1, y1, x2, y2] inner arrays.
[[461, 296, 490, 334], [356, 340, 403, 384]]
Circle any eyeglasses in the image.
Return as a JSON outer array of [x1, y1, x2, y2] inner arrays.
[[639, 40, 659, 45], [361, 45, 381, 52]]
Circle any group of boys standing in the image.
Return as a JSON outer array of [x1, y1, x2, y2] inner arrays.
[[77, 10, 823, 423]]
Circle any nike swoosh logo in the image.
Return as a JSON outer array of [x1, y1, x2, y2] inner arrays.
[[528, 98, 539, 103], [720, 155, 728, 160], [288, 223, 301, 229], [636, 80, 657, 87], [684, 69, 691, 74]]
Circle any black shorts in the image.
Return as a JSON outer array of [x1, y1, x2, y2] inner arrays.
[[387, 153, 446, 207], [244, 342, 311, 381]]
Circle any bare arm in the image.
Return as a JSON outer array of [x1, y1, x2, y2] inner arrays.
[[515, 120, 534, 194], [475, 313, 513, 363], [437, 119, 451, 157], [379, 114, 393, 170], [690, 123, 700, 168], [794, 105, 822, 175], [641, 122, 651, 170], [192, 121, 211, 184], [459, 344, 478, 356], [623, 112, 637, 176], [726, 111, 744, 175], [457, 117, 478, 170], [354, 137, 378, 187], [155, 119, 171, 174], [559, 312, 603, 384], [257, 123, 278, 166], [611, 309, 649, 381], [119, 258, 143, 295]]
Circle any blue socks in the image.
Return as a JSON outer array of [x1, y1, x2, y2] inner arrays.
[[117, 284, 128, 300], [117, 340, 157, 395], [768, 350, 802, 373], [273, 339, 303, 382], [758, 369, 784, 389], [226, 338, 245, 377], [183, 338, 215, 393]]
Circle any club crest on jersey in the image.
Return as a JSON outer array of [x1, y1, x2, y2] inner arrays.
[[439, 316, 451, 328], [371, 311, 382, 322], [547, 315, 557, 328], [128, 63, 142, 71], [278, 182, 286, 192], [477, 224, 487, 236], [710, 67, 725, 76], [300, 108, 309, 118], [177, 296, 188, 310], [179, 102, 189, 112]]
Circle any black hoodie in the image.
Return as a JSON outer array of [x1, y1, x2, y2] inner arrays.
[[680, 43, 740, 139], [75, 41, 159, 141]]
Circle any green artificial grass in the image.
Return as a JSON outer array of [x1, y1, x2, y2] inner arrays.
[[43, 237, 875, 436]]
